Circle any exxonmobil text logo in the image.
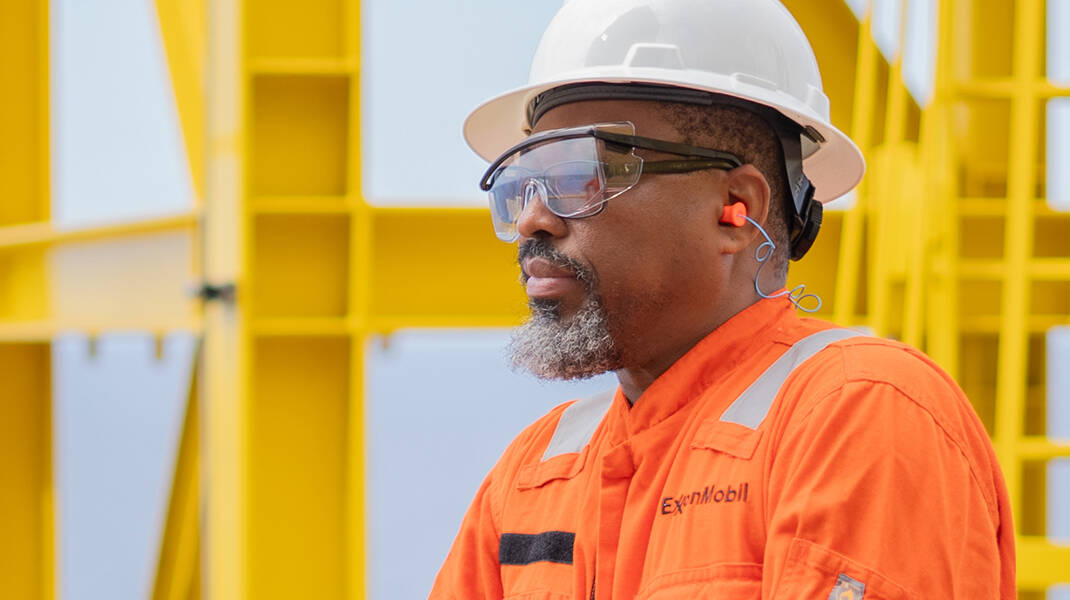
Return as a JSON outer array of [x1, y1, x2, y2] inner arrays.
[[660, 482, 749, 516]]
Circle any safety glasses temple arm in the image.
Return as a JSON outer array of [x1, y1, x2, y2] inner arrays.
[[638, 158, 739, 174], [595, 131, 743, 166]]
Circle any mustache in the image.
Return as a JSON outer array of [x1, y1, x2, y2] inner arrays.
[[518, 239, 595, 287]]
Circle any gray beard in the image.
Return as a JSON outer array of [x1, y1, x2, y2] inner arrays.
[[507, 294, 621, 380]]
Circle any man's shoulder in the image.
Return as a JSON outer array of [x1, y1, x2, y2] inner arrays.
[[783, 320, 965, 403], [810, 334, 965, 406], [779, 332, 998, 477], [774, 332, 1005, 517], [775, 328, 984, 440], [491, 390, 614, 477]]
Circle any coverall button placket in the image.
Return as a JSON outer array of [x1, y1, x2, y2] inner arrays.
[[585, 301, 795, 600], [595, 442, 635, 600]]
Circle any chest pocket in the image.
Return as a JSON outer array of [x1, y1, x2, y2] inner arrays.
[[690, 419, 764, 459], [516, 389, 616, 490], [636, 563, 763, 600]]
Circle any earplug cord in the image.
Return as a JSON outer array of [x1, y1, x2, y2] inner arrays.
[[743, 215, 822, 313]]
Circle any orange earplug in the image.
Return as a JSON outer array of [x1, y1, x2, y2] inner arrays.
[[720, 202, 747, 227]]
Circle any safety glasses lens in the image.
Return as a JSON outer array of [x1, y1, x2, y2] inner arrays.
[[487, 169, 530, 241], [484, 123, 642, 241], [542, 161, 605, 217]]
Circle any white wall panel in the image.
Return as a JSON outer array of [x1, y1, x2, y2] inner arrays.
[[51, 0, 191, 228], [53, 334, 195, 600]]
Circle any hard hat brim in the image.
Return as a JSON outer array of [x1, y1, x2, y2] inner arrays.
[[464, 73, 865, 203]]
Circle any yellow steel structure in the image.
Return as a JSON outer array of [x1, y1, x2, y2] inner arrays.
[[0, 2, 53, 599], [828, 0, 1070, 592], [0, 0, 1066, 598], [0, 2, 204, 600], [943, 0, 1070, 591]]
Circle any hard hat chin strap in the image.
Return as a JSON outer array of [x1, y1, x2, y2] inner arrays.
[[528, 83, 822, 260]]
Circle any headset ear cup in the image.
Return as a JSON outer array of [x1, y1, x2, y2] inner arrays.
[[789, 200, 822, 260]]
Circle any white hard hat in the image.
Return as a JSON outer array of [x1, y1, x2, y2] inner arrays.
[[463, 0, 865, 203]]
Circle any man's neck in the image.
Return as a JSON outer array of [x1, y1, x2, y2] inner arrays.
[[614, 291, 770, 404], [615, 325, 721, 404]]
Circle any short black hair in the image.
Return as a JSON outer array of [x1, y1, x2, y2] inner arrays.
[[662, 102, 791, 282]]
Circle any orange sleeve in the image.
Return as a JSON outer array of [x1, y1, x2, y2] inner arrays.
[[429, 466, 505, 600], [762, 379, 1007, 599]]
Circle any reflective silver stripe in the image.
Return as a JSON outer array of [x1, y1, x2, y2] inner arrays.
[[720, 328, 863, 429], [542, 389, 616, 461]]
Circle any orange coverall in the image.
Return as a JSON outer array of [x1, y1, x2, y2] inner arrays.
[[431, 297, 1016, 599]]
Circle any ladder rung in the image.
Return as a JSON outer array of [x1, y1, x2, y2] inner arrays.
[[1017, 537, 1070, 589], [252, 317, 353, 336], [958, 261, 1005, 279], [248, 57, 356, 76], [1030, 259, 1070, 280], [955, 79, 1070, 98], [958, 315, 1070, 333], [1016, 437, 1070, 460], [958, 198, 1069, 217], [958, 259, 1070, 280]]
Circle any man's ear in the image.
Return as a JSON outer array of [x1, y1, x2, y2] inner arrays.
[[718, 164, 771, 254]]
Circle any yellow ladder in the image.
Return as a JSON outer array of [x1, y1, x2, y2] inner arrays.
[[832, 0, 1070, 594], [944, 0, 1070, 593]]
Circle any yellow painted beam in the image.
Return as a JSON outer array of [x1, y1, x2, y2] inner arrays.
[[203, 0, 248, 598], [921, 0, 961, 376], [154, 0, 206, 201], [241, 0, 363, 596], [834, 12, 879, 327], [900, 147, 926, 347], [994, 0, 1044, 527], [247, 0, 350, 62], [0, 213, 198, 250], [153, 345, 201, 600], [0, 344, 52, 600], [1016, 537, 1070, 589], [0, 0, 49, 225], [248, 337, 349, 598], [780, 0, 861, 132], [0, 246, 48, 322], [0, 4, 52, 596], [0, 214, 200, 338], [1015, 437, 1070, 461], [346, 336, 367, 600], [369, 207, 526, 324], [0, 321, 201, 343], [345, 1, 367, 592]]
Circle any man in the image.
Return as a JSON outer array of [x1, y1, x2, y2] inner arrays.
[[432, 0, 1015, 598]]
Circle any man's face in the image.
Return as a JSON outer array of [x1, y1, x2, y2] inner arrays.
[[508, 99, 732, 380]]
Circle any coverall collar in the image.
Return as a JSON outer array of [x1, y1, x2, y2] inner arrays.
[[613, 294, 798, 437]]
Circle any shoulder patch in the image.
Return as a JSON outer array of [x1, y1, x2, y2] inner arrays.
[[828, 573, 865, 600]]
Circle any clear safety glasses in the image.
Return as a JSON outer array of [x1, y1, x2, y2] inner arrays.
[[479, 122, 744, 242]]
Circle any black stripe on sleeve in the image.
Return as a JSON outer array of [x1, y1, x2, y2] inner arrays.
[[499, 531, 575, 566]]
